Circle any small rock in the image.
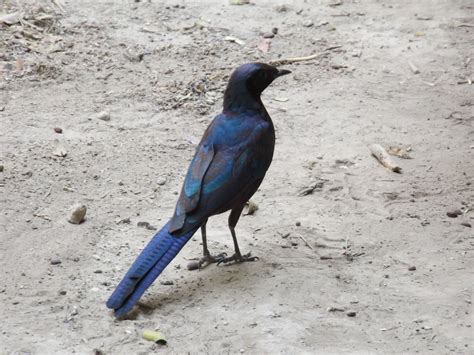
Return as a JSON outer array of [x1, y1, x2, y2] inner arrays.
[[68, 204, 87, 224], [262, 32, 274, 39], [461, 222, 472, 228], [160, 280, 174, 285], [229, 0, 249, 4], [0, 165, 4, 172], [346, 311, 357, 317], [96, 111, 111, 121], [275, 5, 288, 12], [446, 209, 462, 218], [272, 27, 278, 34], [94, 270, 103, 274], [408, 265, 417, 271], [187, 260, 200, 271], [157, 177, 167, 186], [137, 221, 156, 230], [303, 19, 314, 27], [295, 221, 301, 226], [117, 217, 131, 224], [59, 290, 67, 295], [54, 127, 63, 134], [50, 258, 62, 265]]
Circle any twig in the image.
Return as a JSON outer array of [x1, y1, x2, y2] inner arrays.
[[43, 185, 52, 200], [33, 213, 51, 221], [369, 144, 402, 173], [455, 22, 474, 27], [51, 0, 66, 14], [408, 60, 420, 74], [269, 46, 342, 66], [299, 235, 314, 250]]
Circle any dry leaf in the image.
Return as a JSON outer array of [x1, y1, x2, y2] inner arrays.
[[387, 146, 412, 159], [257, 38, 272, 53]]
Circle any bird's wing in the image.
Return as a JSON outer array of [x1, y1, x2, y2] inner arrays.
[[169, 117, 271, 233], [169, 142, 214, 232]]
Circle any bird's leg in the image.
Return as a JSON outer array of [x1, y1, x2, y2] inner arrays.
[[218, 205, 259, 265], [197, 219, 226, 269]]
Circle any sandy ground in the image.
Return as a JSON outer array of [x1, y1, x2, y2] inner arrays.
[[1, 0, 473, 353]]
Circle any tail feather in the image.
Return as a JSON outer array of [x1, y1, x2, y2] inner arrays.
[[106, 221, 197, 317]]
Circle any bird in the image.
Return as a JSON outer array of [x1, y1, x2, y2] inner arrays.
[[106, 62, 291, 317]]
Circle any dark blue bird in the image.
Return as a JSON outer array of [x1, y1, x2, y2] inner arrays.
[[106, 62, 291, 317]]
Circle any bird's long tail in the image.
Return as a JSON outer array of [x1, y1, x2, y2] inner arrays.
[[106, 221, 197, 317]]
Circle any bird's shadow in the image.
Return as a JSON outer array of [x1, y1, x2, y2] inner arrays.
[[121, 260, 265, 319]]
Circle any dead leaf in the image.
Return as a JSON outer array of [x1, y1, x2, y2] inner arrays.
[[257, 38, 271, 53], [387, 146, 412, 159], [243, 200, 259, 215], [298, 180, 326, 196]]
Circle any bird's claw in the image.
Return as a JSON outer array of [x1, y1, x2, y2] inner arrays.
[[198, 252, 227, 269], [217, 252, 259, 266]]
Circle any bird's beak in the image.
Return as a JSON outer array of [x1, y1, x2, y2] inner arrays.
[[276, 69, 292, 77]]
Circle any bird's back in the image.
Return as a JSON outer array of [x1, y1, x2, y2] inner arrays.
[[170, 110, 275, 234]]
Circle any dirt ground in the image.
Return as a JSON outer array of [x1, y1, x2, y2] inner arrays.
[[1, 0, 473, 353]]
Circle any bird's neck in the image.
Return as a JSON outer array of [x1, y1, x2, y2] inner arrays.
[[223, 83, 265, 114]]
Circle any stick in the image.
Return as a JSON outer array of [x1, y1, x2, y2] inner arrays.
[[43, 185, 52, 200], [455, 22, 474, 27], [299, 235, 314, 250], [269, 46, 342, 67], [369, 144, 402, 173], [408, 60, 420, 74]]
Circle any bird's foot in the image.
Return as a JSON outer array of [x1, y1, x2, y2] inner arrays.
[[199, 252, 227, 269], [188, 253, 227, 270], [217, 252, 258, 266]]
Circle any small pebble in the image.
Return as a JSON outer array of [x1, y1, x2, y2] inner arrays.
[[275, 5, 288, 12], [187, 261, 200, 271], [59, 290, 67, 295], [408, 265, 417, 271], [460, 222, 472, 228], [68, 204, 87, 224], [54, 127, 63, 134], [0, 165, 3, 172], [160, 280, 174, 286], [94, 270, 103, 274], [262, 32, 274, 39], [96, 111, 111, 121], [295, 221, 301, 226], [303, 19, 314, 27], [346, 311, 357, 317], [272, 27, 278, 34], [50, 259, 62, 265], [446, 209, 462, 218]]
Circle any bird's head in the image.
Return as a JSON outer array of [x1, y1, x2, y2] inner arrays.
[[224, 62, 291, 111]]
